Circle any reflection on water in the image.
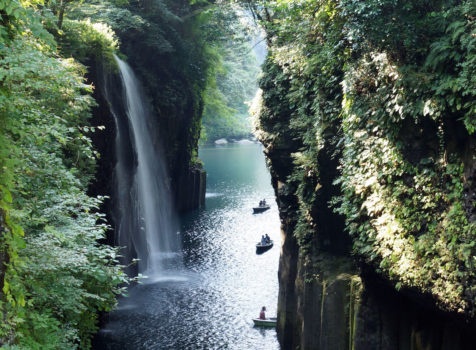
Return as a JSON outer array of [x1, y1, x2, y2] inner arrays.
[[94, 143, 281, 350]]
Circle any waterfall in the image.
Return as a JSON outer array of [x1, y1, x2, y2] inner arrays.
[[106, 55, 180, 276]]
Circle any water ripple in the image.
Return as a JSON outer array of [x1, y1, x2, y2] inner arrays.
[[94, 144, 281, 350]]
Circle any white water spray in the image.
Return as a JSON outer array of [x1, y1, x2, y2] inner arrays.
[[109, 55, 180, 276]]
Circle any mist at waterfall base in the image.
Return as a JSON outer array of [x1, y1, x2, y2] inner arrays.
[[93, 144, 281, 350], [109, 56, 181, 278]]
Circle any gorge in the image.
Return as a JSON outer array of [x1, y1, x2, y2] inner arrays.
[[0, 0, 475, 349]]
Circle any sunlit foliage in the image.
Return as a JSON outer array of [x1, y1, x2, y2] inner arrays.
[[253, 0, 476, 315], [201, 8, 261, 142], [0, 2, 129, 348], [1, 0, 251, 347]]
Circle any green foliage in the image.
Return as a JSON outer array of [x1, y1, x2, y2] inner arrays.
[[0, 0, 55, 45], [256, 0, 347, 251], [1, 0, 246, 347], [71, 0, 234, 169], [0, 6, 128, 348], [254, 0, 476, 315], [334, 108, 475, 312], [68, 1, 176, 55], [333, 0, 476, 313], [58, 19, 118, 65], [201, 16, 261, 142], [424, 2, 476, 133]]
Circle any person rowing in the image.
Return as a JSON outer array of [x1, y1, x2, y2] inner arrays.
[[259, 306, 266, 320]]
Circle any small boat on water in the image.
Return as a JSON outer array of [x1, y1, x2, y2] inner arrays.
[[253, 205, 270, 213], [252, 317, 277, 327], [256, 240, 273, 254]]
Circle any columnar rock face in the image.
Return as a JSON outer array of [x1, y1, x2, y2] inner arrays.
[[253, 0, 476, 347], [259, 122, 476, 350], [175, 164, 206, 213], [353, 272, 476, 350], [257, 89, 359, 349], [256, 55, 476, 349]]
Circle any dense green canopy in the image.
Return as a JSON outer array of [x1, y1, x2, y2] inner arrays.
[[1, 0, 474, 348], [0, 0, 243, 348], [251, 0, 476, 315]]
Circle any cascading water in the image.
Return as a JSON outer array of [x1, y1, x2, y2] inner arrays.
[[105, 55, 180, 276]]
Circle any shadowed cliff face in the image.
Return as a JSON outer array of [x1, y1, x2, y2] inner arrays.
[[112, 16, 206, 214], [252, 0, 476, 347], [255, 56, 476, 350], [80, 0, 207, 215], [86, 56, 205, 273], [256, 59, 357, 349], [87, 63, 140, 274], [112, 48, 206, 213]]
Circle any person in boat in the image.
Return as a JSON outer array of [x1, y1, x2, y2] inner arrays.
[[265, 234, 270, 243], [261, 235, 267, 245], [259, 200, 263, 206], [259, 306, 266, 320], [262, 199, 267, 206]]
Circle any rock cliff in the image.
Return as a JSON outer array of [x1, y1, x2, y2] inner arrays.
[[253, 1, 476, 348], [257, 60, 476, 349]]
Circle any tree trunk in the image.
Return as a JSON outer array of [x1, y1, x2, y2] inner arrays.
[[57, 0, 65, 30]]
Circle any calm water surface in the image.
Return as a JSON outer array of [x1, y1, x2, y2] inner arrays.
[[94, 143, 281, 350]]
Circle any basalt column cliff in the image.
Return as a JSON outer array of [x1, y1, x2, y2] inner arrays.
[[252, 1, 476, 349]]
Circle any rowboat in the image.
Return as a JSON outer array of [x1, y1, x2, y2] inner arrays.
[[256, 240, 273, 254], [253, 205, 270, 213], [252, 317, 277, 327]]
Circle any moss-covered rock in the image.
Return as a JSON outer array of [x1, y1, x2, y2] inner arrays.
[[253, 0, 476, 348]]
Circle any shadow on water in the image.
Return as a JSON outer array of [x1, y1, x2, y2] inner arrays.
[[93, 143, 281, 350]]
